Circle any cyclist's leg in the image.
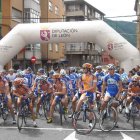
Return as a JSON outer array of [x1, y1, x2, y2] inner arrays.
[[100, 92, 110, 112], [61, 95, 68, 113], [29, 100, 37, 127], [47, 96, 57, 123], [125, 95, 132, 114], [6, 93, 16, 123], [75, 93, 86, 113], [36, 95, 42, 116]]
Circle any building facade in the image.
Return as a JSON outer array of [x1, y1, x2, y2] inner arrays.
[[1, 0, 24, 69], [134, 0, 140, 51], [40, 0, 65, 70], [63, 0, 104, 67], [0, 0, 65, 71]]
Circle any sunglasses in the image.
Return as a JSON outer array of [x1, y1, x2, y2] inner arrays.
[[108, 68, 114, 70], [132, 81, 137, 82]]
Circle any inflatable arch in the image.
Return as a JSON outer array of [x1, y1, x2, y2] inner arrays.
[[0, 20, 140, 72]]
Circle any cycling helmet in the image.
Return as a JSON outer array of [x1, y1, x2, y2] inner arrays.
[[38, 68, 45, 74], [16, 71, 24, 77], [108, 64, 115, 70], [39, 75, 47, 81], [60, 69, 66, 76], [82, 63, 92, 69], [27, 67, 32, 71], [49, 70, 55, 75], [52, 73, 61, 79], [96, 65, 102, 70]]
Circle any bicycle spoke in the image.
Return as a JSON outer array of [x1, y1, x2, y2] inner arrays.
[[73, 110, 96, 135], [99, 107, 117, 131]]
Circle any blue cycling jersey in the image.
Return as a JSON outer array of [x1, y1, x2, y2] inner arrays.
[[24, 73, 34, 88], [69, 73, 78, 90], [95, 71, 105, 92], [104, 73, 121, 96]]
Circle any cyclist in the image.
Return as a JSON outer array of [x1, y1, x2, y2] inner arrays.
[[12, 77, 37, 127], [47, 73, 67, 123], [125, 75, 140, 116], [0, 71, 16, 124], [35, 75, 53, 117], [95, 65, 105, 93], [75, 63, 97, 116], [6, 68, 16, 93], [47, 70, 55, 85], [69, 67, 79, 97], [24, 67, 34, 88], [100, 64, 122, 112]]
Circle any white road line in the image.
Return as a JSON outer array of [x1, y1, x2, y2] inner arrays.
[[0, 127, 139, 132]]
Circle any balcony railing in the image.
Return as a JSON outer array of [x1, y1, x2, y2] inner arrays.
[[66, 10, 84, 17]]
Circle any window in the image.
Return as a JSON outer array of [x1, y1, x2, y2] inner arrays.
[[49, 1, 53, 11], [12, 8, 22, 22], [87, 55, 90, 60], [49, 43, 53, 51], [55, 43, 59, 52], [95, 11, 101, 19], [30, 9, 40, 23], [82, 55, 85, 60], [55, 6, 59, 15], [34, 0, 40, 4]]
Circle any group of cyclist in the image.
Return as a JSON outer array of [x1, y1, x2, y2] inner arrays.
[[0, 62, 140, 128]]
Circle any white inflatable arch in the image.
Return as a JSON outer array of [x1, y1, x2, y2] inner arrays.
[[0, 20, 140, 72]]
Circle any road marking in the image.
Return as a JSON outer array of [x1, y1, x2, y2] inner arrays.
[[121, 132, 135, 140], [0, 127, 139, 132], [64, 131, 78, 140]]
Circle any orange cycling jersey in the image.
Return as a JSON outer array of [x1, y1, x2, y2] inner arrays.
[[39, 82, 52, 93], [81, 74, 95, 92], [128, 83, 140, 93], [14, 85, 29, 95], [0, 79, 8, 94]]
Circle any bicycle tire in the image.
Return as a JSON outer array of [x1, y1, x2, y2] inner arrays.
[[1, 105, 8, 121], [59, 102, 63, 125], [131, 103, 137, 130], [17, 112, 24, 131], [72, 109, 96, 135], [43, 101, 50, 119], [99, 106, 118, 132], [23, 106, 29, 125]]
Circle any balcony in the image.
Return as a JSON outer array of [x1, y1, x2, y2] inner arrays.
[[65, 43, 89, 54], [66, 10, 85, 17]]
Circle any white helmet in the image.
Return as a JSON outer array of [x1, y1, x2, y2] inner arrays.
[[60, 69, 66, 76]]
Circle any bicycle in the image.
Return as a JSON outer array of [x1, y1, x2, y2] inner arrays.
[[39, 93, 51, 119], [72, 96, 96, 135], [0, 94, 8, 122], [55, 97, 67, 126], [17, 97, 30, 131], [99, 97, 119, 132], [126, 96, 140, 130]]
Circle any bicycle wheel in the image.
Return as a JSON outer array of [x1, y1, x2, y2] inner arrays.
[[43, 101, 50, 119], [17, 111, 24, 131], [59, 102, 63, 125], [23, 106, 29, 125], [1, 104, 8, 121], [99, 106, 118, 132], [131, 104, 138, 130], [72, 109, 96, 135]]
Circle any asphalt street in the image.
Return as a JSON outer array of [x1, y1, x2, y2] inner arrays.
[[0, 110, 139, 140]]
